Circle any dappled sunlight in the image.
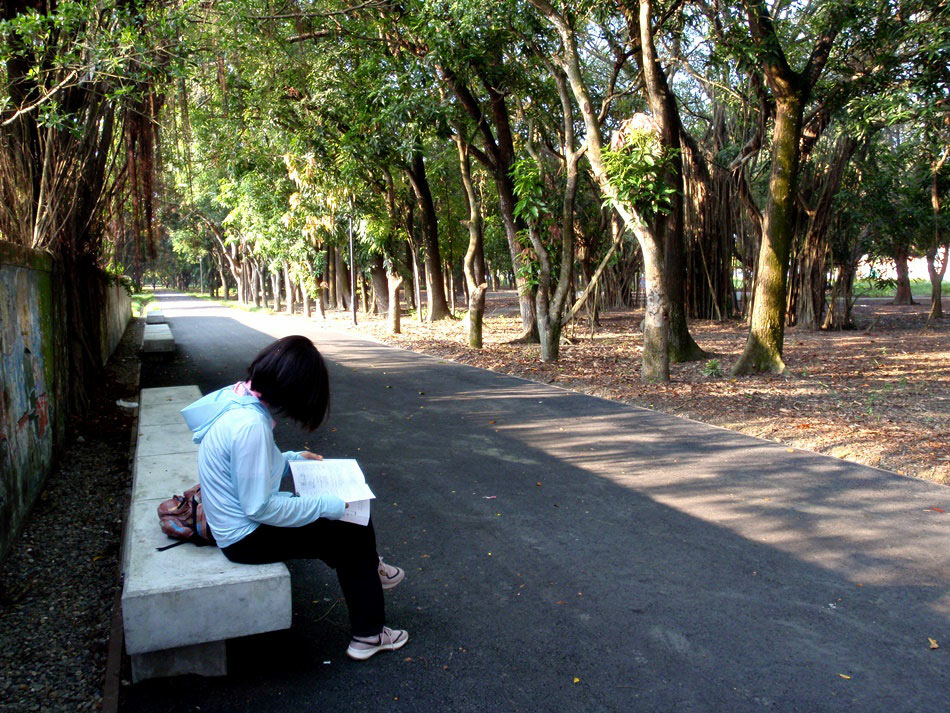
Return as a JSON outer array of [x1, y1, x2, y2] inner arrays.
[[296, 293, 950, 484], [488, 406, 949, 594], [155, 293, 949, 597], [131, 292, 950, 712]]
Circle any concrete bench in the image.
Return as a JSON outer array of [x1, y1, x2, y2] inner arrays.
[[145, 310, 165, 324], [121, 386, 291, 682], [141, 323, 174, 353]]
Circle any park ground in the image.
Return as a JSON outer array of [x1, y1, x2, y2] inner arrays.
[[306, 292, 949, 485]]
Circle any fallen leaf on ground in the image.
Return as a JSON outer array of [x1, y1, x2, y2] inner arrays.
[[929, 638, 939, 650]]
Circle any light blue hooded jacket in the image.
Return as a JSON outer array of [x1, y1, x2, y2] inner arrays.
[[181, 385, 346, 548]]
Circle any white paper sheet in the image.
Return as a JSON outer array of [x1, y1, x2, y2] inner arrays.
[[289, 459, 375, 526]]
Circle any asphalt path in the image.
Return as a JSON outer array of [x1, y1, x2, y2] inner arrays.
[[123, 291, 949, 713]]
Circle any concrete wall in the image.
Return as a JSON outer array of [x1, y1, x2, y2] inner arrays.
[[101, 280, 132, 364], [0, 241, 130, 562]]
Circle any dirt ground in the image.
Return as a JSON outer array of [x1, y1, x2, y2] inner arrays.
[[0, 318, 141, 712], [314, 292, 949, 485]]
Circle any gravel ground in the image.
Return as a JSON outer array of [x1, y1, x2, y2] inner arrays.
[[0, 318, 142, 713]]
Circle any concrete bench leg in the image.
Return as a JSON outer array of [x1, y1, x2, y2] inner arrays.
[[131, 640, 227, 682]]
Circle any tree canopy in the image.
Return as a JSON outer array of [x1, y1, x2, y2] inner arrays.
[[2, 0, 947, 387]]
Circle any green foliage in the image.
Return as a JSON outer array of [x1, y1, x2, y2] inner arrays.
[[511, 158, 546, 224], [601, 130, 678, 219], [702, 359, 723, 378]]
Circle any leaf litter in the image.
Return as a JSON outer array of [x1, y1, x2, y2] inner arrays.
[[315, 294, 949, 484]]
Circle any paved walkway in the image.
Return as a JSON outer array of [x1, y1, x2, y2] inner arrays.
[[124, 291, 949, 712]]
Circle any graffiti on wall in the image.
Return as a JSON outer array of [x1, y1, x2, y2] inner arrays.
[[0, 264, 54, 521]]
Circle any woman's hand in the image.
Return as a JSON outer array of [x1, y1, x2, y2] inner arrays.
[[300, 451, 323, 461]]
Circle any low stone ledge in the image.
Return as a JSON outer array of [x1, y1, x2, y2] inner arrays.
[[141, 323, 174, 353], [122, 498, 291, 657]]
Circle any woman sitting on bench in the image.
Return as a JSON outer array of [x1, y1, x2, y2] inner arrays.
[[182, 335, 408, 661]]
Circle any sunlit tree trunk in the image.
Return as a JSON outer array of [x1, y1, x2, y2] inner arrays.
[[926, 147, 949, 319], [284, 265, 294, 314], [632, 0, 706, 362], [733, 92, 803, 374], [388, 274, 404, 334], [731, 0, 843, 374], [454, 131, 488, 348], [531, 0, 669, 380], [270, 270, 281, 312], [527, 61, 578, 363], [438, 65, 539, 341], [301, 276, 310, 318]]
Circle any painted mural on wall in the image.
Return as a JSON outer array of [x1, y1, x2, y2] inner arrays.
[[2, 242, 129, 560], [0, 260, 57, 547]]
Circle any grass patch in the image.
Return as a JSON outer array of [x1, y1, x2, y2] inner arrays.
[[856, 278, 950, 298], [131, 291, 155, 317]]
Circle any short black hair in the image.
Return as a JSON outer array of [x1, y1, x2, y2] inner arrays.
[[247, 335, 330, 431]]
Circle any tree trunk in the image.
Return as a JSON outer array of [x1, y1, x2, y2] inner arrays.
[[249, 259, 261, 307], [531, 0, 669, 379], [731, 0, 843, 373], [893, 244, 915, 305], [926, 147, 949, 319], [823, 260, 857, 330], [258, 262, 267, 307], [927, 252, 946, 319], [216, 258, 228, 300], [445, 261, 456, 314], [732, 92, 803, 374], [635, 0, 706, 362], [301, 276, 311, 318], [388, 274, 404, 334], [410, 242, 424, 323], [369, 253, 390, 313], [270, 271, 281, 312], [361, 274, 371, 313], [528, 60, 579, 363], [405, 153, 451, 321], [335, 248, 351, 310], [326, 246, 337, 308], [284, 266, 294, 314], [455, 131, 488, 348], [791, 137, 856, 329], [438, 64, 538, 340]]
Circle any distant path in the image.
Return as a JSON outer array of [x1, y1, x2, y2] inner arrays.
[[126, 291, 948, 713]]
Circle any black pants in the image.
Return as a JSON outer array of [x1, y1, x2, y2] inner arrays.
[[221, 518, 384, 638]]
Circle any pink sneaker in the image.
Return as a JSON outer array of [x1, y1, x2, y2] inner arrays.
[[378, 557, 405, 590], [346, 626, 409, 660]]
